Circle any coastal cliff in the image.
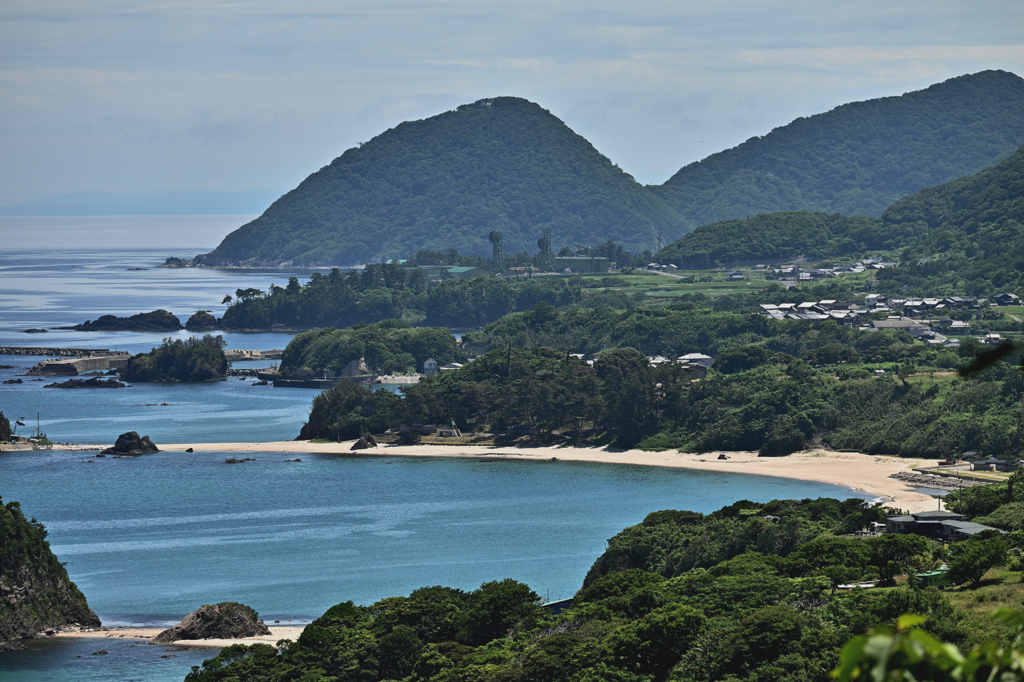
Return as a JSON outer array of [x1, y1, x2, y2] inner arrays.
[[0, 497, 100, 644]]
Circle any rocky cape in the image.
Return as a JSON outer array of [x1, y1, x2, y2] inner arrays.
[[151, 602, 271, 644], [0, 497, 100, 645]]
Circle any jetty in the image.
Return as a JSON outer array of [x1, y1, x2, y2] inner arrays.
[[0, 346, 122, 358], [13, 350, 133, 376]]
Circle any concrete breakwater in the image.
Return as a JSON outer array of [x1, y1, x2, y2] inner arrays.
[[26, 354, 132, 376], [0, 346, 127, 358]]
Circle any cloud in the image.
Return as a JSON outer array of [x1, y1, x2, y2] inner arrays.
[[0, 0, 1020, 203]]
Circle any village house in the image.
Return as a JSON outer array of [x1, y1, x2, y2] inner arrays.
[[885, 510, 1003, 542]]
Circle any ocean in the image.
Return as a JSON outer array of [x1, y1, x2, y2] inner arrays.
[[0, 221, 866, 681]]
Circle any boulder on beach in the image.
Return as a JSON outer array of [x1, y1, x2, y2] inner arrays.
[[350, 436, 377, 450], [101, 432, 159, 455], [151, 602, 271, 644]]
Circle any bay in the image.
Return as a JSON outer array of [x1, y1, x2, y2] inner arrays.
[[0, 229, 868, 681], [0, 448, 866, 681]]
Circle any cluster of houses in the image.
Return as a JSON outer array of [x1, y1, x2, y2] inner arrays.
[[763, 259, 896, 282], [646, 352, 716, 377], [758, 292, 1022, 345]]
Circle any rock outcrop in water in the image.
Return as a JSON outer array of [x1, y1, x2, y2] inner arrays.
[[70, 310, 183, 332], [44, 378, 127, 389], [185, 310, 220, 331], [101, 431, 159, 455], [0, 497, 101, 644], [151, 602, 271, 643]]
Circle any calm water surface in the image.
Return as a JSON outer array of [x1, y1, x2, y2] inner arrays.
[[0, 449, 866, 681], [0, 235, 866, 681]]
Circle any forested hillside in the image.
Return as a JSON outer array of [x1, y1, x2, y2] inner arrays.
[[1, 497, 99, 643], [185, 496, 1024, 682], [877, 142, 1024, 295], [652, 211, 901, 268], [653, 70, 1024, 225], [197, 97, 689, 266], [655, 140, 1024, 297], [294, 301, 1024, 458]]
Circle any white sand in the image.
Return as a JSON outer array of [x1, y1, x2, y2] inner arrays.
[[141, 440, 936, 513], [53, 625, 305, 647]]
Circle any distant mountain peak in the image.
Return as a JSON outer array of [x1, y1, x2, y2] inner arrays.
[[199, 96, 689, 267], [653, 69, 1024, 226]]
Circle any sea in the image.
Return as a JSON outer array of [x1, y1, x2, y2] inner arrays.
[[0, 217, 867, 681]]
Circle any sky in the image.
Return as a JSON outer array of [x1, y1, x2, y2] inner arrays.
[[1, 0, 1022, 212]]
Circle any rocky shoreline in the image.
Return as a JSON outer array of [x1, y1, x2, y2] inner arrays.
[[889, 470, 990, 491]]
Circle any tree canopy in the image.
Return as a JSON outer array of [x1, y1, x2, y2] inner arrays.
[[198, 97, 689, 266], [653, 70, 1024, 225]]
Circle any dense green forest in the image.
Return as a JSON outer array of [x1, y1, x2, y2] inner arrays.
[[122, 334, 228, 382], [282, 321, 461, 377], [295, 303, 1024, 458], [876, 142, 1024, 296], [196, 97, 689, 266], [0, 496, 99, 641], [219, 266, 592, 330], [652, 70, 1024, 225], [184, 496, 1024, 682], [192, 72, 1023, 268], [654, 141, 1024, 297], [652, 211, 912, 268], [0, 411, 10, 441]]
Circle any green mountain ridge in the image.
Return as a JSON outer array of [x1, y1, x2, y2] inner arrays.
[[656, 142, 1024, 296], [196, 70, 1024, 268], [198, 97, 691, 267], [653, 70, 1024, 225]]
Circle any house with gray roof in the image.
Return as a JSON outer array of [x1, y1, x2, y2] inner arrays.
[[886, 510, 1003, 542]]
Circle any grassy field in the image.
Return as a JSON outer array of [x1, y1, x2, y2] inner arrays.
[[946, 567, 1024, 648]]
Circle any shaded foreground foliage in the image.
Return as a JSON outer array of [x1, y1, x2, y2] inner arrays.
[[184, 497, 1024, 682]]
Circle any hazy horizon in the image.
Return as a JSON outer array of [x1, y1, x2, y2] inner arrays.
[[2, 0, 1022, 228]]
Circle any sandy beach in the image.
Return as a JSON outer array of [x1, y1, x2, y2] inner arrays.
[[53, 625, 305, 648], [138, 441, 937, 513]]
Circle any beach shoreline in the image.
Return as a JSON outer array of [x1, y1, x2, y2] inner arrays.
[[52, 625, 305, 648], [58, 440, 937, 513]]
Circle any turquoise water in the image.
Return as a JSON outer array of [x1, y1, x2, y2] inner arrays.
[[0, 246, 381, 444], [1, 448, 866, 681], [1, 243, 867, 681]]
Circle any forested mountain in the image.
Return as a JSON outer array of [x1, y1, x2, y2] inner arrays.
[[652, 211, 901, 268], [652, 70, 1024, 225], [655, 141, 1024, 296], [877, 142, 1024, 294], [197, 97, 690, 267]]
